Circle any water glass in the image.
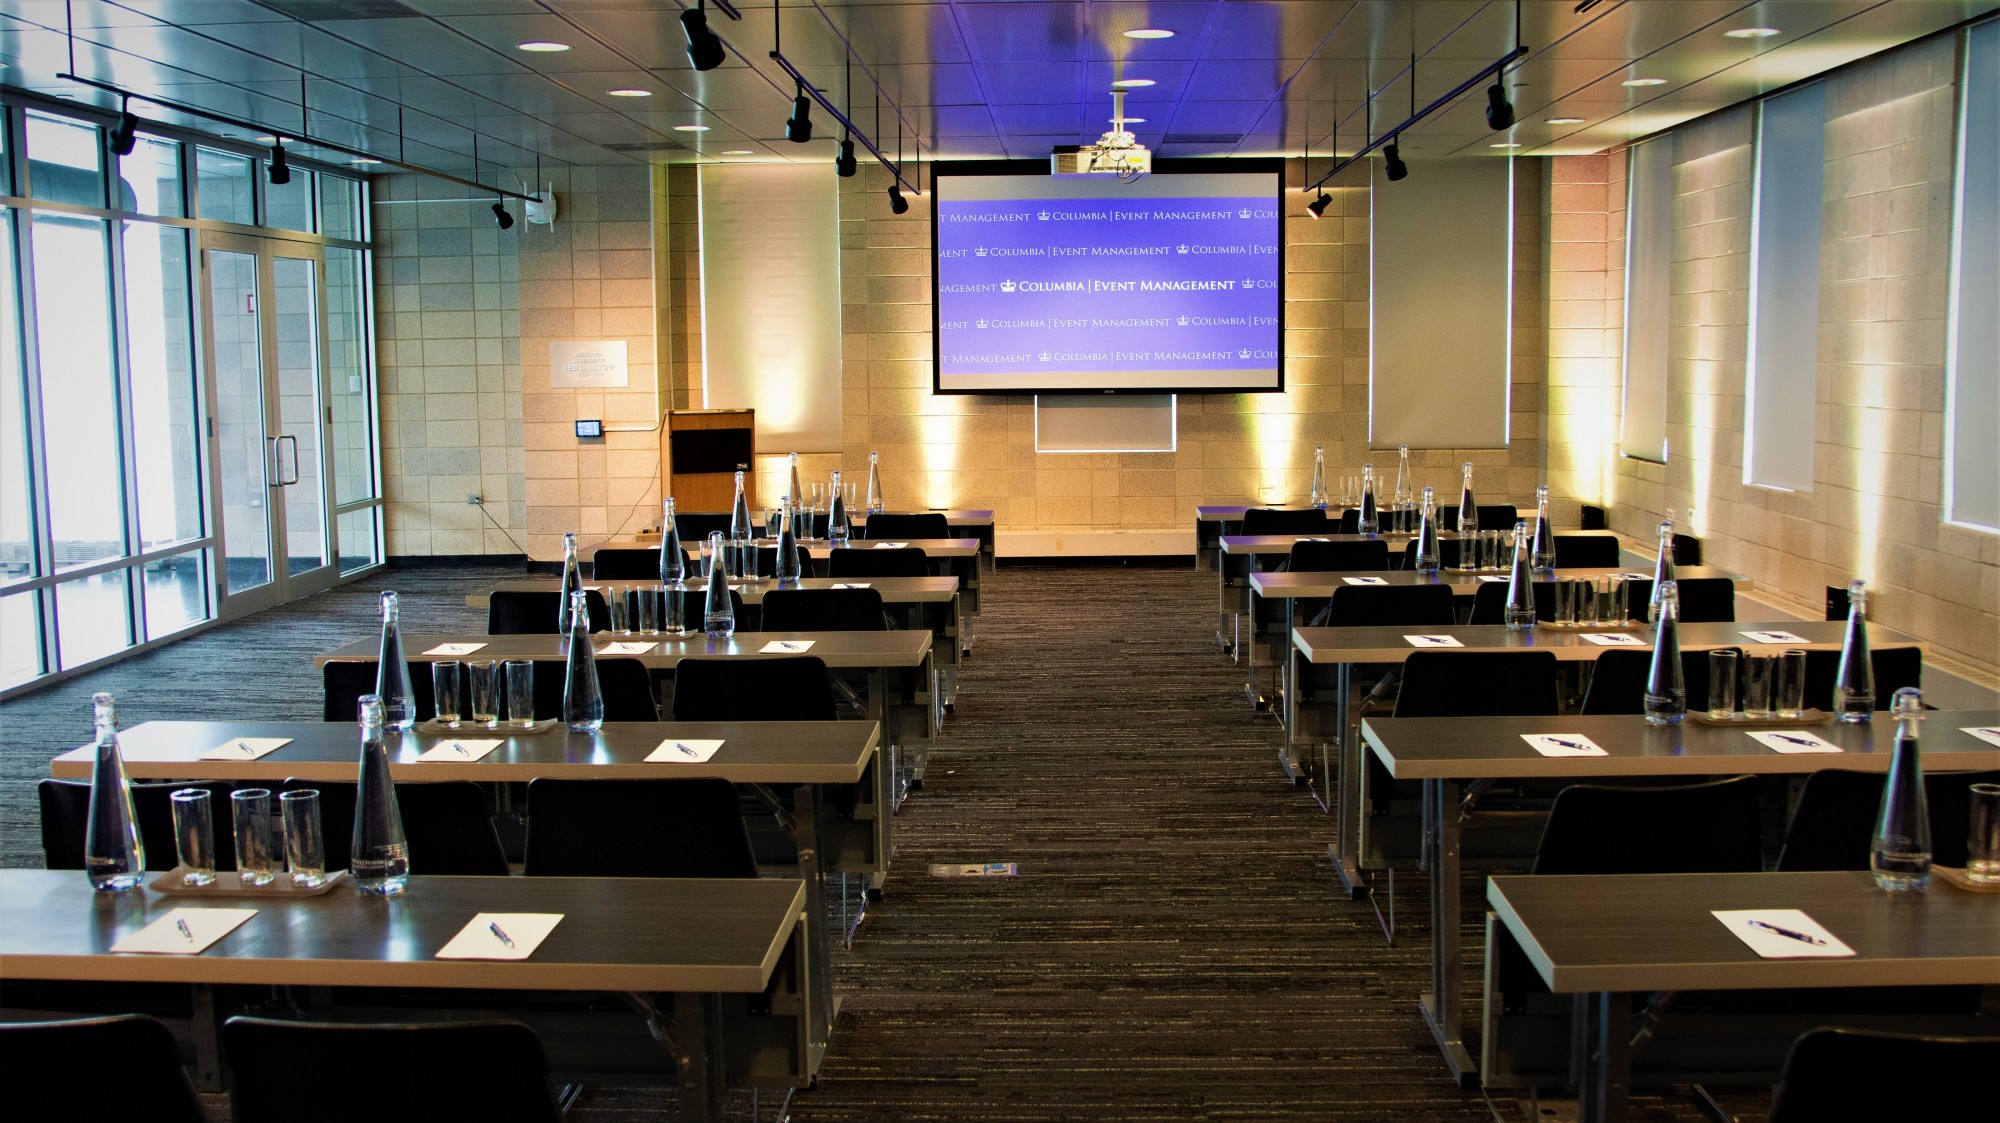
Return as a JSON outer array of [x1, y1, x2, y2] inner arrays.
[[431, 661, 463, 727], [1968, 783, 2000, 884], [662, 584, 687, 635], [1594, 575, 1620, 625], [1554, 578, 1578, 627], [230, 788, 277, 887], [1742, 654, 1777, 719], [635, 586, 661, 634], [604, 586, 630, 634], [505, 659, 535, 727], [170, 788, 215, 887], [280, 789, 326, 888], [1777, 649, 1809, 718], [468, 659, 500, 727], [1707, 650, 1739, 719]]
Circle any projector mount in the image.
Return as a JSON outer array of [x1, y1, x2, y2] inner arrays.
[[1051, 90, 1150, 180]]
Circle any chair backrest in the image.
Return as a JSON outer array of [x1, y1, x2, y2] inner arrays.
[[525, 656, 658, 722], [762, 587, 888, 632], [591, 546, 686, 581], [487, 589, 609, 635], [750, 542, 819, 579], [1333, 509, 1361, 534], [1776, 768, 2000, 871], [1532, 775, 1764, 875], [1551, 533, 1621, 568], [1768, 1028, 2000, 1123], [279, 778, 509, 876], [1800, 645, 1922, 711], [524, 778, 758, 878], [1238, 507, 1330, 537], [1476, 504, 1519, 531], [1399, 536, 1465, 570], [863, 512, 951, 540], [1671, 532, 1703, 566], [224, 1017, 561, 1123], [324, 660, 438, 723], [673, 511, 735, 541], [1620, 576, 1736, 623], [1467, 580, 1555, 625], [1395, 650, 1562, 718], [669, 655, 837, 722], [1288, 538, 1391, 572], [1577, 646, 1724, 715], [0, 1015, 207, 1123], [827, 547, 930, 578], [1317, 583, 1457, 628], [39, 778, 237, 873]]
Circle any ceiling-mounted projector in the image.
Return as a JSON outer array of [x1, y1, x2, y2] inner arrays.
[[1051, 90, 1149, 180]]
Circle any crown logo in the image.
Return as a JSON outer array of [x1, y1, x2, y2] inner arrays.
[[974, 246, 987, 256], [1176, 244, 1189, 254], [1243, 277, 1256, 286], [1000, 279, 1016, 292], [1038, 351, 1052, 362], [1238, 207, 1252, 219], [1238, 348, 1252, 359], [1036, 209, 1050, 221], [1176, 315, 1189, 327], [975, 318, 989, 328]]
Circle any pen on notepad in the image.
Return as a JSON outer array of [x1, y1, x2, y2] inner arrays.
[[1747, 919, 1827, 946], [176, 918, 195, 942], [488, 922, 515, 948], [234, 740, 254, 754], [1541, 738, 1592, 751], [1770, 734, 1822, 747], [451, 742, 469, 757], [675, 742, 699, 757], [1977, 729, 2000, 737]]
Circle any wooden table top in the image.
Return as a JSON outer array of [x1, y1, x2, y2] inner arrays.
[[1364, 711, 2000, 780], [1488, 871, 2000, 994], [0, 869, 805, 993], [52, 720, 879, 786], [1251, 565, 1729, 597], [628, 511, 994, 533], [315, 631, 933, 670], [1196, 502, 1543, 521], [470, 575, 959, 609], [1293, 619, 1913, 664], [1221, 530, 1621, 555], [593, 537, 981, 560]]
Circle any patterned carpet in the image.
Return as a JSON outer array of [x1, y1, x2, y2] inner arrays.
[[0, 563, 1760, 1121]]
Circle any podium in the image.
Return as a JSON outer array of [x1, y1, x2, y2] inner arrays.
[[667, 409, 754, 512]]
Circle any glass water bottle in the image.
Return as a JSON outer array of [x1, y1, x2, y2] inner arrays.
[[660, 497, 686, 585], [350, 693, 410, 894], [1530, 484, 1556, 571], [775, 495, 802, 583], [1357, 464, 1378, 535], [557, 532, 583, 640], [729, 469, 753, 576], [376, 590, 416, 730], [865, 450, 884, 514], [1393, 444, 1412, 532], [1648, 518, 1676, 624], [1643, 581, 1686, 726], [786, 451, 804, 518], [704, 531, 736, 638], [1413, 486, 1442, 575], [84, 692, 145, 892], [562, 590, 605, 733], [1457, 462, 1478, 538], [828, 469, 850, 546], [1870, 686, 1930, 890], [1503, 521, 1537, 631], [1309, 444, 1328, 509], [1834, 579, 1874, 722]]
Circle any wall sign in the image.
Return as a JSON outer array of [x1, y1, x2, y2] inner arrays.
[[549, 340, 628, 389]]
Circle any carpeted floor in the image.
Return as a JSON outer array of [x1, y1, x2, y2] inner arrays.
[[0, 563, 1760, 1121]]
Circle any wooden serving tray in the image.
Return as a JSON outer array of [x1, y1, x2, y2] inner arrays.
[[1933, 866, 2000, 894], [149, 869, 348, 898], [415, 718, 558, 736], [1690, 708, 1834, 728]]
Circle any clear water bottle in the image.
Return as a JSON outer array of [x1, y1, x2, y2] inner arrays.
[[865, 450, 884, 514], [1648, 517, 1676, 624], [828, 469, 850, 547], [775, 495, 802, 583], [375, 590, 416, 731], [1834, 579, 1874, 723], [786, 451, 804, 518], [1357, 463, 1378, 535], [84, 692, 145, 892], [1643, 581, 1686, 726], [1393, 444, 1412, 532], [1309, 444, 1328, 509], [1871, 686, 1931, 890], [562, 590, 605, 732], [556, 532, 583, 639], [1414, 486, 1442, 574], [350, 693, 410, 894], [1503, 521, 1537, 631], [1530, 484, 1556, 571], [704, 531, 736, 638], [1458, 462, 1478, 538], [729, 468, 753, 576], [659, 497, 686, 585]]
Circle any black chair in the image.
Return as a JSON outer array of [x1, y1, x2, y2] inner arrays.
[[827, 546, 930, 578], [1238, 507, 1330, 537], [750, 542, 819, 579], [1333, 509, 1361, 534], [1551, 533, 1621, 568], [1577, 646, 1725, 715], [762, 587, 888, 632], [669, 655, 836, 722], [323, 661, 437, 723], [278, 778, 510, 876], [0, 1015, 207, 1123], [224, 1017, 561, 1123], [487, 589, 610, 635], [1800, 645, 1922, 711], [674, 511, 736, 541], [1621, 576, 1736, 622], [1399, 536, 1467, 570], [1767, 1028, 2000, 1123], [1468, 580, 1555, 625], [1671, 532, 1702, 566], [39, 778, 237, 873], [1533, 776, 1764, 875], [524, 778, 758, 879], [591, 546, 688, 581], [526, 656, 659, 722], [1776, 768, 2000, 872], [1313, 583, 1457, 628], [862, 512, 951, 540], [1394, 650, 1561, 718], [1287, 538, 1391, 572], [1475, 504, 1519, 531]]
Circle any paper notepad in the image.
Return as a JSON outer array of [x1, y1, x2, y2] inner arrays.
[[872, 542, 909, 550], [761, 640, 815, 653], [199, 737, 291, 761], [1296, 536, 1330, 543], [416, 738, 503, 763], [646, 738, 723, 763], [1343, 576, 1388, 586], [1405, 634, 1463, 648], [1713, 909, 1855, 958], [1521, 733, 1609, 757], [596, 641, 656, 655], [435, 913, 563, 961], [1959, 726, 2000, 749], [1750, 730, 1842, 754], [1580, 632, 1646, 646], [110, 908, 257, 955], [832, 582, 872, 590], [1477, 575, 1510, 583], [423, 642, 487, 656], [1740, 629, 1808, 645]]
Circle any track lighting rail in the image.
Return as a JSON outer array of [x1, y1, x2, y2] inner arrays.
[[1302, 45, 1527, 194]]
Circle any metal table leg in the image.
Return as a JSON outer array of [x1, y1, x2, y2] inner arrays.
[[789, 784, 836, 1051], [674, 991, 728, 1123], [1574, 991, 1632, 1123], [1419, 776, 1476, 1085]]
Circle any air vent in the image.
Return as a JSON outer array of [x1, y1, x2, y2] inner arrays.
[[1162, 133, 1243, 145], [260, 0, 422, 18]]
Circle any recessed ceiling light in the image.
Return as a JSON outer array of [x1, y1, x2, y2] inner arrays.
[[1724, 27, 1781, 39], [1544, 116, 1585, 125], [254, 135, 278, 144], [673, 124, 711, 132], [350, 157, 382, 166], [1115, 117, 1146, 124], [516, 41, 570, 52], [608, 88, 651, 97], [1490, 142, 1522, 148], [1112, 78, 1155, 88], [1124, 29, 1174, 40], [721, 149, 752, 155], [1621, 77, 1667, 87]]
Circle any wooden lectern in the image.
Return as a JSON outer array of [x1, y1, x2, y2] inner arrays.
[[667, 409, 754, 512]]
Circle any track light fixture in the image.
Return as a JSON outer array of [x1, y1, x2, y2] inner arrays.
[[1306, 192, 1331, 219], [266, 140, 291, 185], [835, 135, 857, 177], [887, 181, 909, 215], [1383, 141, 1408, 182], [785, 83, 812, 142], [682, 0, 726, 72], [110, 96, 139, 157], [492, 199, 515, 229], [1485, 81, 1515, 130]]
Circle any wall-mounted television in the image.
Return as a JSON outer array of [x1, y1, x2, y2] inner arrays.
[[931, 159, 1284, 394]]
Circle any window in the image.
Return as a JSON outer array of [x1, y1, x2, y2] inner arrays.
[[118, 134, 185, 218], [196, 146, 255, 225], [31, 214, 123, 571], [26, 111, 103, 208], [1945, 20, 1999, 531], [265, 168, 313, 233], [124, 222, 201, 550], [0, 210, 31, 585]]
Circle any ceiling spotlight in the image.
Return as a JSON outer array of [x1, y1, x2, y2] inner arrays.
[[786, 84, 813, 142], [1485, 82, 1515, 130], [1383, 141, 1408, 182], [721, 149, 752, 155], [681, 0, 726, 71], [1544, 116, 1585, 125], [1490, 142, 1523, 149], [835, 136, 857, 177], [516, 41, 570, 52], [1112, 78, 1155, 88], [266, 140, 291, 185], [1124, 29, 1174, 40], [349, 157, 382, 166], [1306, 192, 1331, 219], [109, 97, 139, 157], [608, 88, 652, 98], [887, 182, 909, 215], [1724, 27, 1781, 39], [673, 124, 711, 132], [1621, 77, 1667, 87], [492, 200, 515, 230]]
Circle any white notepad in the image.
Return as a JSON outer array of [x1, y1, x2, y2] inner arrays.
[[1404, 634, 1463, 648], [596, 641, 656, 655], [199, 737, 290, 761], [1959, 726, 2000, 748], [1739, 629, 1808, 645], [435, 913, 563, 961], [832, 582, 872, 590], [873, 542, 909, 550], [423, 642, 487, 656], [1749, 730, 1842, 754], [761, 640, 815, 653], [1713, 909, 1854, 958], [646, 738, 723, 763], [1521, 733, 1609, 757], [1580, 632, 1646, 646], [1476, 575, 1510, 583], [1296, 536, 1330, 543], [1342, 576, 1388, 586], [416, 738, 503, 763], [110, 908, 257, 955]]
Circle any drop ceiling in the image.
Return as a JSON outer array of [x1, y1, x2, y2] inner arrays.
[[0, 0, 1992, 182]]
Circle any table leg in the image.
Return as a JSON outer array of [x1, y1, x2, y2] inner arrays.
[[1244, 586, 1270, 710], [1419, 777, 1475, 1085], [191, 983, 224, 1092], [790, 785, 836, 1051], [1574, 991, 1632, 1123], [674, 991, 728, 1123], [1328, 661, 1367, 897]]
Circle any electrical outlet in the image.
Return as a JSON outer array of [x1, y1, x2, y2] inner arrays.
[[467, 494, 483, 506]]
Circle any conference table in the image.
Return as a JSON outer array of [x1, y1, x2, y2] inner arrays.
[[1487, 870, 2000, 1122], [1362, 710, 2000, 1084], [853, 508, 996, 574], [0, 870, 813, 1121]]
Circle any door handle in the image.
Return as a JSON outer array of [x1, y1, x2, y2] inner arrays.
[[276, 434, 301, 486]]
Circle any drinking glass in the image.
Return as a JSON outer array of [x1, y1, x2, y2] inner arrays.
[[809, 482, 826, 515], [1591, 575, 1615, 624], [280, 789, 326, 888], [1968, 783, 2000, 884], [468, 659, 500, 727], [604, 587, 630, 634], [635, 586, 660, 634], [1777, 649, 1809, 718], [1741, 654, 1777, 719], [1554, 578, 1578, 627], [505, 659, 535, 727], [170, 788, 215, 887], [764, 507, 783, 540], [662, 584, 687, 635], [1707, 650, 1739, 719], [431, 661, 463, 727], [230, 788, 277, 887]]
